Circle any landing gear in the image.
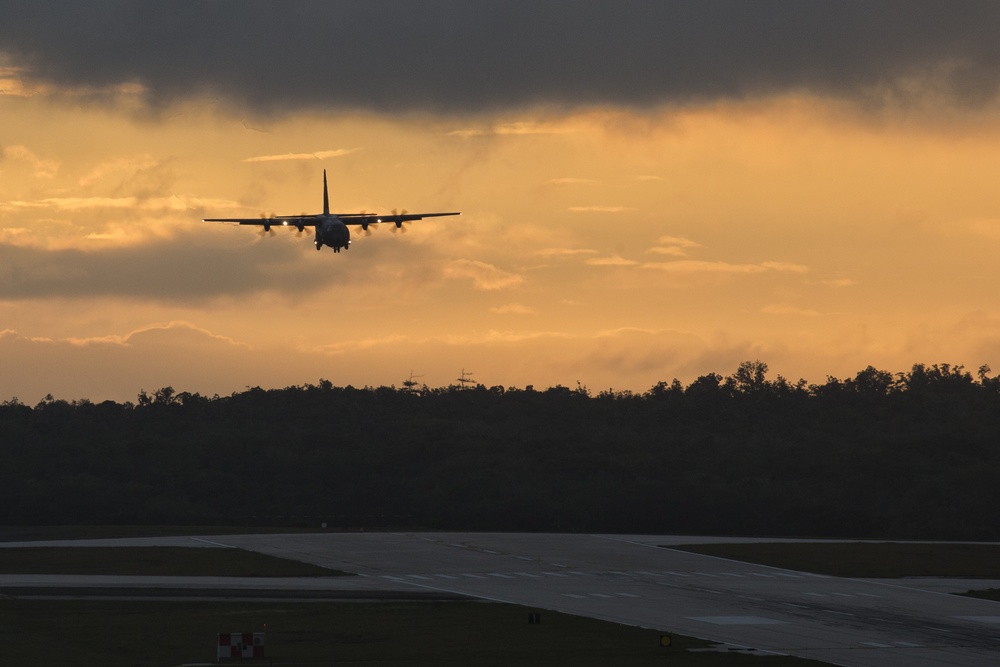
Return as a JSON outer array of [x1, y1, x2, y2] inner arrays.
[[315, 243, 322, 251]]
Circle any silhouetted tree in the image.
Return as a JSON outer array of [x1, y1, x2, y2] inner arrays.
[[846, 365, 894, 395], [4, 363, 1000, 538], [731, 360, 769, 394]]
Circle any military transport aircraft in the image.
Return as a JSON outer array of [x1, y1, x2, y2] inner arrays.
[[203, 171, 460, 253]]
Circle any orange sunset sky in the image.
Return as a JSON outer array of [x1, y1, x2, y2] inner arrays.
[[2, 2, 1000, 403]]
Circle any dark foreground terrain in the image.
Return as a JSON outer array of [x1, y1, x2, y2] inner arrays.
[[0, 542, 837, 666]]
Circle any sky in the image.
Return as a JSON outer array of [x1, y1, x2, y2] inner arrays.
[[2, 1, 1000, 403]]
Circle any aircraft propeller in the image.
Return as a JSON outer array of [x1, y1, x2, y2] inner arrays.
[[360, 211, 376, 236], [258, 212, 277, 236], [390, 208, 410, 233]]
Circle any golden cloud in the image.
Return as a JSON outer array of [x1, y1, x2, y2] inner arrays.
[[533, 247, 599, 257], [762, 304, 823, 317], [641, 260, 768, 273], [241, 148, 360, 162], [760, 261, 810, 273], [585, 256, 640, 267], [1, 195, 240, 212], [2, 145, 59, 178], [545, 177, 596, 185], [443, 259, 524, 290], [567, 206, 636, 213], [490, 303, 535, 315]]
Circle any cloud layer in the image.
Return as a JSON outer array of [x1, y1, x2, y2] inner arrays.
[[3, 2, 1000, 115]]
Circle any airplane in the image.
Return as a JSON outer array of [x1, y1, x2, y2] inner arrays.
[[203, 170, 460, 253]]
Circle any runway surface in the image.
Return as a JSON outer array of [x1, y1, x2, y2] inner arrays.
[[3, 532, 1000, 666]]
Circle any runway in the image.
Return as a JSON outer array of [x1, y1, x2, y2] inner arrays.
[[3, 532, 1000, 666]]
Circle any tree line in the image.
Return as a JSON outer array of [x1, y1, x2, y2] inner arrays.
[[2, 361, 999, 539]]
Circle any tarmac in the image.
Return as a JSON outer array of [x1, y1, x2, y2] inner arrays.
[[3, 532, 1000, 666]]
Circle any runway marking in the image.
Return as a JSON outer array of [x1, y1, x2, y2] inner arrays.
[[864, 640, 934, 650], [488, 573, 514, 579], [663, 571, 690, 577], [407, 574, 432, 580], [461, 573, 486, 579], [955, 616, 1000, 624], [562, 593, 587, 599], [189, 537, 235, 548], [747, 572, 776, 578], [435, 574, 457, 579], [694, 572, 720, 578], [515, 572, 541, 578], [637, 571, 662, 577], [542, 572, 569, 577], [590, 593, 614, 598], [616, 592, 640, 598], [689, 616, 789, 626], [654, 583, 689, 593]]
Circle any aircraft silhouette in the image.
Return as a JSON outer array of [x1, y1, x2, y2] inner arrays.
[[204, 171, 460, 252]]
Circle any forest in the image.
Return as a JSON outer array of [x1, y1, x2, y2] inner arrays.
[[2, 361, 999, 540]]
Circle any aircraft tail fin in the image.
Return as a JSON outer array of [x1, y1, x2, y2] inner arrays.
[[323, 169, 330, 216]]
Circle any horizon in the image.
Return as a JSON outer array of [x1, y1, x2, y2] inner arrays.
[[14, 359, 992, 407]]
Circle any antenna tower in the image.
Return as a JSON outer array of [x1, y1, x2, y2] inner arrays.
[[402, 371, 424, 393], [456, 368, 475, 389]]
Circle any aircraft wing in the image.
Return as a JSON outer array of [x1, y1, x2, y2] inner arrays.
[[203, 216, 319, 227], [339, 212, 461, 226]]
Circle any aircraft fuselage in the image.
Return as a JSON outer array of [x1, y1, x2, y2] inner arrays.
[[316, 215, 350, 252]]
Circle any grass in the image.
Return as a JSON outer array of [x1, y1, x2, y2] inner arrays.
[[0, 524, 331, 542], [0, 546, 345, 576], [0, 599, 823, 666], [671, 541, 1000, 578], [961, 588, 1000, 602]]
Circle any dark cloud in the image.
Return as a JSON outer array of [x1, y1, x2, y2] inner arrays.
[[0, 219, 458, 302], [0, 230, 343, 302], [2, 1, 999, 115]]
